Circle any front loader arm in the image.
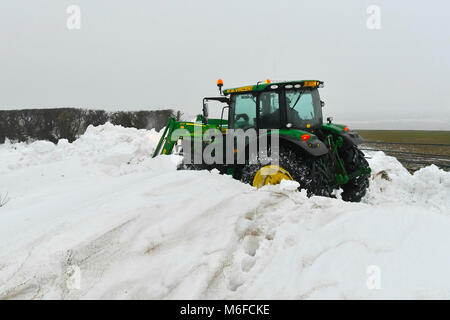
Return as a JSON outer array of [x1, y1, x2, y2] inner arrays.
[[152, 117, 175, 157], [152, 117, 222, 158], [152, 117, 197, 157]]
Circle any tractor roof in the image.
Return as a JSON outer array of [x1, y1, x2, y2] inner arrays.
[[222, 80, 324, 95]]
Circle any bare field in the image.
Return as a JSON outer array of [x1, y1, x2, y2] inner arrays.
[[356, 130, 450, 171], [356, 130, 450, 144]]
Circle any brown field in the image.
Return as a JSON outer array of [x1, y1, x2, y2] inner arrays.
[[357, 130, 449, 145], [355, 130, 450, 171]]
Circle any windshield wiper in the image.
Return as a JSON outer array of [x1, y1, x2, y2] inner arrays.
[[290, 91, 303, 110]]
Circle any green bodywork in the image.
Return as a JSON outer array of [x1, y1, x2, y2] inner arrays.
[[152, 117, 314, 159], [321, 123, 347, 135], [152, 117, 370, 187], [152, 80, 371, 187]]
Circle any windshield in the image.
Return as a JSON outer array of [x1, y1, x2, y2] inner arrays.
[[285, 88, 322, 128]]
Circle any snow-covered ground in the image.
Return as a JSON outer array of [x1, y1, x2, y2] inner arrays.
[[0, 123, 449, 299]]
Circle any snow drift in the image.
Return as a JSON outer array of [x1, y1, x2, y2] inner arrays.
[[0, 123, 449, 299]]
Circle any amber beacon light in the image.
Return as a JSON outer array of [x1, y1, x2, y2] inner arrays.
[[217, 78, 224, 94]]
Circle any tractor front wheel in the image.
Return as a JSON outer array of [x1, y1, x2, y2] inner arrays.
[[340, 146, 370, 202]]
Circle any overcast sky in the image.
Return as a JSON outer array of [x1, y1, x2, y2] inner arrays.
[[0, 0, 449, 129]]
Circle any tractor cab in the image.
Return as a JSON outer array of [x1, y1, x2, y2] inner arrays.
[[222, 80, 324, 133], [199, 80, 325, 134]]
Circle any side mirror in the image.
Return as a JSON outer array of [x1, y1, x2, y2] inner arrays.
[[220, 106, 229, 128], [327, 117, 333, 124], [203, 102, 209, 119], [320, 100, 325, 108]]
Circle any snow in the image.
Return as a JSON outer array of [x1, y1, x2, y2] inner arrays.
[[0, 123, 449, 299]]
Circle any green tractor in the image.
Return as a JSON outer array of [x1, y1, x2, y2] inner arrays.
[[153, 79, 371, 202]]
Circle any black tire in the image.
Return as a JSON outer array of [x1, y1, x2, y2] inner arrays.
[[340, 145, 370, 202], [239, 144, 331, 197]]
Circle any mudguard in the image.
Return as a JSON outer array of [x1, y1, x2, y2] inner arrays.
[[279, 135, 329, 157], [340, 131, 364, 148]]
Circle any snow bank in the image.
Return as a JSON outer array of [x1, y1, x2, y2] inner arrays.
[[0, 123, 163, 175], [0, 124, 449, 299], [365, 152, 450, 213]]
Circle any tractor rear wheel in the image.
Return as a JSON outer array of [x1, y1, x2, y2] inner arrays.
[[340, 145, 370, 202], [239, 145, 331, 197]]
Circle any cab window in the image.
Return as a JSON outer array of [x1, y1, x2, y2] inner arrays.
[[231, 93, 257, 129]]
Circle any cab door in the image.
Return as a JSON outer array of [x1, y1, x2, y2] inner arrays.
[[257, 91, 282, 130]]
